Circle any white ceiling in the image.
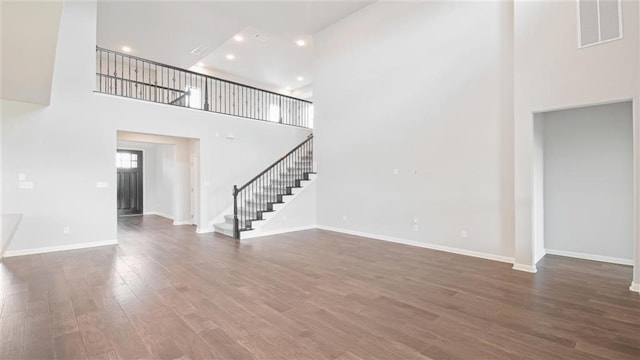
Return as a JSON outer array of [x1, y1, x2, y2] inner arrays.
[[97, 1, 373, 96]]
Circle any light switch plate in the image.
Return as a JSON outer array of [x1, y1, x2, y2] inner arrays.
[[18, 173, 26, 181], [96, 182, 109, 188]]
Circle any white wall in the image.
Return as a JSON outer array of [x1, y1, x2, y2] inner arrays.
[[155, 144, 177, 219], [533, 114, 545, 263], [636, 0, 640, 291], [1, 0, 311, 253], [254, 179, 317, 235], [0, 104, 2, 216], [513, 0, 639, 273], [543, 102, 634, 261], [314, 1, 515, 258]]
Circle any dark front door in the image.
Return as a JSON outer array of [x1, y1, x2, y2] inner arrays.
[[117, 150, 143, 216]]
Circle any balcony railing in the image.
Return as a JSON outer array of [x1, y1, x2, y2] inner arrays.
[[95, 47, 313, 128]]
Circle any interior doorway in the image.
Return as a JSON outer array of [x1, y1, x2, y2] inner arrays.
[[116, 149, 143, 216], [533, 101, 634, 265], [116, 131, 200, 228]]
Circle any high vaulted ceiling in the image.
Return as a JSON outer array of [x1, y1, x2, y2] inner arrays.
[[97, 1, 373, 96], [1, 0, 63, 105]]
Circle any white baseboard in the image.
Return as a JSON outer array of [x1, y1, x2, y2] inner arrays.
[[316, 225, 514, 264], [545, 248, 633, 266], [3, 239, 118, 258], [630, 282, 640, 294], [156, 212, 174, 220], [196, 227, 215, 234], [512, 263, 538, 273], [144, 212, 174, 220], [242, 225, 317, 239], [173, 220, 193, 226], [535, 249, 546, 264]]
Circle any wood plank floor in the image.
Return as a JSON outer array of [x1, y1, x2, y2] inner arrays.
[[1, 215, 639, 359]]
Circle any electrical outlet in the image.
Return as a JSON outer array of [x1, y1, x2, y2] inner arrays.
[[342, 215, 347, 221], [18, 181, 34, 189], [63, 227, 70, 234], [413, 224, 419, 232], [393, 169, 399, 175], [96, 182, 109, 188], [18, 173, 26, 181], [461, 230, 468, 239]]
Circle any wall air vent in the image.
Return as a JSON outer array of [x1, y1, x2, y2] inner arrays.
[[578, 0, 623, 48], [253, 33, 270, 42], [190, 45, 213, 56]]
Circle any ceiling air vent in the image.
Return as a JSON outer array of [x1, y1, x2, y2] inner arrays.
[[252, 33, 270, 42], [190, 45, 212, 56]]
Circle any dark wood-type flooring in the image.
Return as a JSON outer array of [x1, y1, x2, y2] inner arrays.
[[1, 215, 639, 359]]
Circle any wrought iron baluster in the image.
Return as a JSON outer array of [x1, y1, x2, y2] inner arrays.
[[95, 47, 312, 128]]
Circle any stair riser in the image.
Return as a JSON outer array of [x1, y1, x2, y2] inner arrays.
[[223, 215, 252, 226], [284, 170, 311, 176], [253, 190, 281, 200], [246, 194, 282, 203], [213, 224, 234, 237], [271, 179, 301, 186], [244, 202, 282, 212]]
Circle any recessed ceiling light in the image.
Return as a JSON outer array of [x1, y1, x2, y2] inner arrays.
[[234, 35, 244, 42], [226, 54, 235, 60], [295, 40, 306, 47], [196, 62, 204, 67], [296, 76, 304, 81], [122, 46, 131, 52]]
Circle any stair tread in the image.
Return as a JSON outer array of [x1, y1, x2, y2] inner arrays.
[[214, 222, 233, 230]]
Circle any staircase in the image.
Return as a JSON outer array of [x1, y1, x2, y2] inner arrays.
[[214, 134, 315, 238]]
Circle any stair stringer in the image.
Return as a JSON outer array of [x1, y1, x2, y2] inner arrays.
[[241, 174, 317, 239]]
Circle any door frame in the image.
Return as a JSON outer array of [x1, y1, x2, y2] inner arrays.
[[116, 148, 144, 216], [520, 98, 639, 294], [190, 153, 200, 226], [116, 147, 147, 214]]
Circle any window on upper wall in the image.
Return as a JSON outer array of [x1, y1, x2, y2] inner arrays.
[[578, 0, 624, 48]]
